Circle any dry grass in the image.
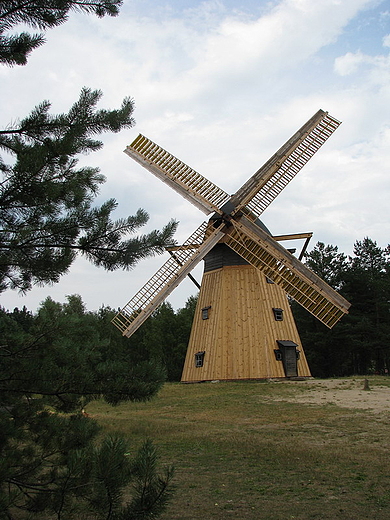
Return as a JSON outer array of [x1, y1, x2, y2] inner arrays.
[[88, 377, 390, 520]]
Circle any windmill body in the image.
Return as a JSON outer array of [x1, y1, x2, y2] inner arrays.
[[181, 245, 311, 382], [112, 110, 351, 381]]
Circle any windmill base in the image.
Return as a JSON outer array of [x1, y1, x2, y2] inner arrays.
[[181, 264, 311, 382], [181, 376, 313, 384]]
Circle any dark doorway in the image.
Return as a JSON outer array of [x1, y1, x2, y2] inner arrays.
[[276, 340, 299, 377]]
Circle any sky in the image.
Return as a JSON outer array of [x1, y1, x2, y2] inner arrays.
[[1, 0, 390, 313]]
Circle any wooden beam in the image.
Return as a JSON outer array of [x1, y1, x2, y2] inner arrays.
[[168, 250, 201, 289], [166, 244, 200, 251], [224, 216, 350, 328], [273, 232, 313, 241], [124, 134, 230, 216], [112, 224, 226, 337], [272, 233, 313, 261], [299, 235, 312, 261], [229, 111, 341, 218]]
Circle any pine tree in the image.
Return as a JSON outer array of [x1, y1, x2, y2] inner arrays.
[[1, 2, 176, 517], [0, 1, 122, 66], [0, 297, 174, 519], [0, 87, 177, 292], [342, 238, 390, 373], [0, 1, 177, 292], [293, 239, 390, 377], [304, 241, 347, 289]]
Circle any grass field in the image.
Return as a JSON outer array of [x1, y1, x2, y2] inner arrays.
[[88, 377, 390, 520]]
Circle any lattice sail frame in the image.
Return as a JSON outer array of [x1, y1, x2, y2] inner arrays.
[[125, 135, 231, 215], [231, 110, 341, 219], [224, 218, 349, 328], [112, 222, 225, 337], [113, 109, 350, 335]]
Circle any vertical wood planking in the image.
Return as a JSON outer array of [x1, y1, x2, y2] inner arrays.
[[181, 264, 311, 382]]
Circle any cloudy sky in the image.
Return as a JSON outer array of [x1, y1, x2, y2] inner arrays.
[[1, 0, 389, 313]]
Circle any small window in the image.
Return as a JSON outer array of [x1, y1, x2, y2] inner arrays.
[[195, 351, 205, 367], [272, 308, 284, 321], [202, 306, 211, 320], [274, 349, 282, 361]]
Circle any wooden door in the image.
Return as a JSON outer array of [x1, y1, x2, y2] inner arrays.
[[282, 345, 298, 377]]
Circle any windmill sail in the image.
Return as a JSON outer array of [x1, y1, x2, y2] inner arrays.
[[112, 222, 226, 337], [115, 109, 349, 382], [225, 217, 350, 328], [230, 110, 341, 219], [125, 135, 231, 215]]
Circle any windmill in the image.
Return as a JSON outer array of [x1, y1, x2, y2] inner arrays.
[[112, 109, 350, 382]]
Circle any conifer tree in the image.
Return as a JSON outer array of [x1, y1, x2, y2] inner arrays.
[[0, 87, 177, 292], [0, 1, 122, 66], [0, 1, 177, 293], [0, 297, 174, 519], [342, 238, 390, 373], [293, 239, 390, 377], [1, 2, 175, 518]]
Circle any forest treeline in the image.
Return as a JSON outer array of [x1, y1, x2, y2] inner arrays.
[[293, 237, 390, 378], [2, 237, 389, 381]]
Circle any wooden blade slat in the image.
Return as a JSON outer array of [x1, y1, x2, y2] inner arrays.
[[224, 217, 350, 328], [111, 222, 226, 337], [125, 134, 231, 215], [232, 110, 341, 219]]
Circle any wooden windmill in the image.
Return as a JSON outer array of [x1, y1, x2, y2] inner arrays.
[[112, 109, 350, 382]]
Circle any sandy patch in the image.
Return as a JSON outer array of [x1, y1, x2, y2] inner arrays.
[[269, 378, 390, 413]]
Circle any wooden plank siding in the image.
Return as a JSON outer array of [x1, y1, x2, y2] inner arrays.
[[181, 264, 311, 382]]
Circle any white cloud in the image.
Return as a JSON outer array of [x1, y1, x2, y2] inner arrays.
[[334, 49, 390, 82], [1, 0, 389, 313], [334, 51, 366, 75]]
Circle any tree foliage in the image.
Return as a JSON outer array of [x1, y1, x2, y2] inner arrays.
[[304, 241, 347, 289], [293, 238, 390, 377], [0, 296, 174, 519], [0, 1, 177, 293], [128, 296, 198, 382], [0, 0, 122, 66], [0, 1, 176, 518], [0, 87, 177, 292]]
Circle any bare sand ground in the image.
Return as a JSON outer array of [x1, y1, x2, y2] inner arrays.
[[268, 378, 390, 413]]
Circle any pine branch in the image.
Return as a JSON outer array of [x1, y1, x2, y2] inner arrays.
[[0, 2, 122, 66]]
